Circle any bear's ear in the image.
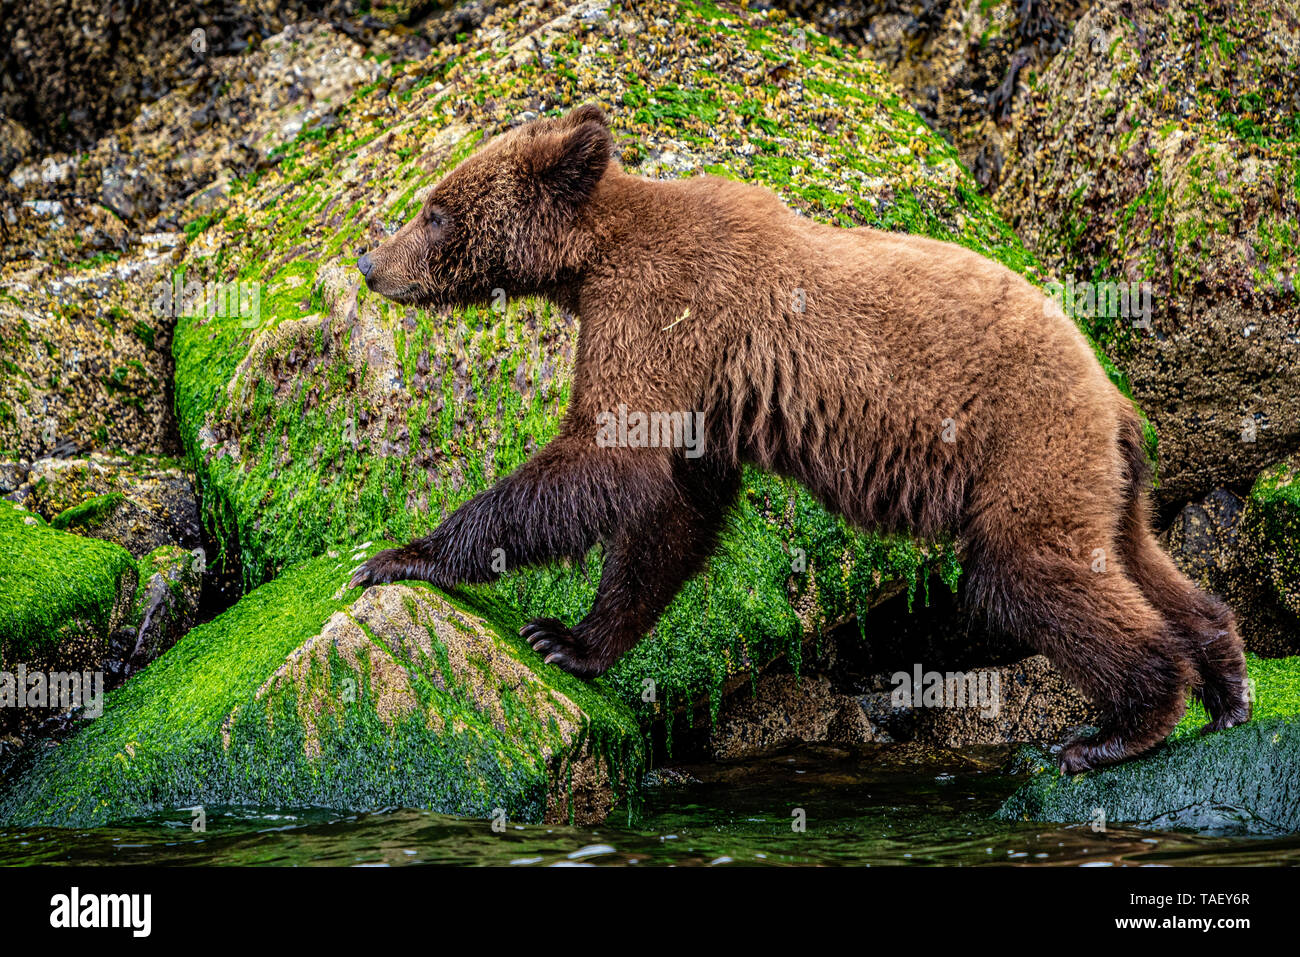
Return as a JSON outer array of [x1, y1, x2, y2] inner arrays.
[[521, 119, 613, 209]]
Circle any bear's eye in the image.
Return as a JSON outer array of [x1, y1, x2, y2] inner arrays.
[[426, 206, 446, 230]]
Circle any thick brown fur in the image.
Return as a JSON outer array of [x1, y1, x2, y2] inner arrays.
[[352, 105, 1251, 772]]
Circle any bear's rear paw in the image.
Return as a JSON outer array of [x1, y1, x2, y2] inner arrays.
[[1200, 686, 1251, 735], [1199, 709, 1249, 735], [1058, 742, 1098, 775], [521, 618, 604, 678], [1058, 727, 1133, 775]]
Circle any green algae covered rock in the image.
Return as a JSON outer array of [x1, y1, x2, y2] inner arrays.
[[0, 499, 138, 739], [1161, 459, 1300, 658], [1246, 456, 1300, 627], [0, 549, 642, 827], [168, 0, 1054, 723], [995, 0, 1300, 504], [0, 499, 137, 675], [996, 656, 1300, 833]]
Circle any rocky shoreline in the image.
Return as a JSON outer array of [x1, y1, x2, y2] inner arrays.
[[2, 0, 1298, 833]]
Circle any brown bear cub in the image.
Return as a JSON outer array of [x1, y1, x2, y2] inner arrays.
[[352, 104, 1250, 772]]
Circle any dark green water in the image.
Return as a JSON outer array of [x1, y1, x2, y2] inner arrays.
[[3, 745, 1297, 866]]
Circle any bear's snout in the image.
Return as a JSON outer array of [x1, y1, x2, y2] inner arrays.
[[354, 239, 426, 304]]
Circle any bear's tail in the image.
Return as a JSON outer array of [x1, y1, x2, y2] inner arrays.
[[1113, 406, 1251, 730]]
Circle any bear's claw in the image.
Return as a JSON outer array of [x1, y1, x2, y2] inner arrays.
[[1199, 712, 1248, 735], [1058, 743, 1095, 775], [521, 618, 601, 678], [347, 547, 407, 589]]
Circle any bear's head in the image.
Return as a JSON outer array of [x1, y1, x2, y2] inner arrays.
[[357, 104, 614, 307]]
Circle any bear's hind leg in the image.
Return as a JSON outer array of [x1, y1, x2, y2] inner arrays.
[[1187, 599, 1252, 734], [1117, 504, 1251, 733], [968, 544, 1194, 773]]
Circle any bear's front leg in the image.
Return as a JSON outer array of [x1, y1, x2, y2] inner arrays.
[[522, 457, 740, 677], [348, 434, 673, 590]]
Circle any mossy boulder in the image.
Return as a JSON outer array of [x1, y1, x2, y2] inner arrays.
[[122, 545, 204, 682], [169, 0, 1065, 726], [0, 256, 181, 460], [11, 453, 203, 559], [997, 655, 1300, 832], [773, 0, 1086, 190], [0, 499, 138, 668], [995, 0, 1300, 504], [1243, 456, 1300, 631], [1161, 459, 1300, 658], [0, 549, 642, 827], [0, 499, 137, 738], [0, 457, 206, 687]]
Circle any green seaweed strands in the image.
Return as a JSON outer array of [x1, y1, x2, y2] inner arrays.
[[0, 500, 137, 667]]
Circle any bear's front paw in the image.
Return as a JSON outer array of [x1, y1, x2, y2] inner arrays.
[[521, 618, 604, 678], [349, 546, 427, 589]]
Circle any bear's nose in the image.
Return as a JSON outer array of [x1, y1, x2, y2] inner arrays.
[[357, 253, 374, 279]]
